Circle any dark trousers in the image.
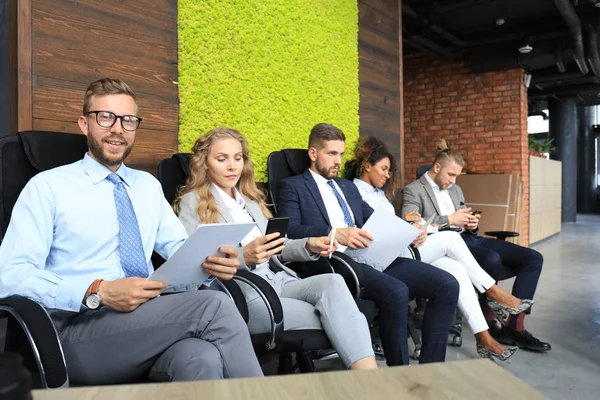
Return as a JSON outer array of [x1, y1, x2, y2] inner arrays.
[[359, 258, 459, 366], [462, 233, 543, 302]]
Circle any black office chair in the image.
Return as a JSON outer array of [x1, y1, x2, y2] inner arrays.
[[0, 131, 90, 389], [157, 153, 336, 373], [266, 149, 425, 360]]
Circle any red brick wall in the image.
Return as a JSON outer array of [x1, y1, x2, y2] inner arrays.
[[403, 54, 529, 245]]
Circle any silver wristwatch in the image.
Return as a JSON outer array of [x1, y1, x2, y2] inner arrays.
[[84, 279, 103, 309]]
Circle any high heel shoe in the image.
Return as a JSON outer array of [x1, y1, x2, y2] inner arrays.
[[486, 298, 534, 315], [477, 345, 519, 361]]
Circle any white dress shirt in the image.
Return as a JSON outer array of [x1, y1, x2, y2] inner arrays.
[[212, 184, 269, 270], [308, 169, 354, 229], [423, 171, 456, 216], [423, 171, 465, 232]]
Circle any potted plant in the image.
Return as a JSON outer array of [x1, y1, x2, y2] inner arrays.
[[528, 136, 555, 159]]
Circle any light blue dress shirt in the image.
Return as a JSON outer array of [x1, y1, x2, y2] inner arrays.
[[0, 154, 188, 312], [353, 178, 395, 215]]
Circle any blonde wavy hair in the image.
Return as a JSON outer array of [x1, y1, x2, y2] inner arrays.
[[173, 127, 272, 223]]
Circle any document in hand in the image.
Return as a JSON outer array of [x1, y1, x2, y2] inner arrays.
[[345, 209, 422, 271], [150, 222, 256, 287]]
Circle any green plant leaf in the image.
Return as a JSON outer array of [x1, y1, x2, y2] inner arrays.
[[178, 0, 360, 182]]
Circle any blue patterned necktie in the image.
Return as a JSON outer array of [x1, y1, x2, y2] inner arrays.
[[106, 173, 149, 278], [327, 180, 356, 227]]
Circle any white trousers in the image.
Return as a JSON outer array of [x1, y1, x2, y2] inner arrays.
[[417, 231, 496, 334]]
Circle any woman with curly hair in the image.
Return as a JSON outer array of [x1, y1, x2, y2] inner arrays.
[[173, 127, 377, 370], [348, 136, 529, 361]]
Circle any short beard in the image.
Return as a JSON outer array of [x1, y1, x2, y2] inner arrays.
[[315, 159, 339, 180], [433, 174, 445, 189], [87, 135, 133, 169]]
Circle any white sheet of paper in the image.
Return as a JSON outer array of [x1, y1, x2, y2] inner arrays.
[[345, 209, 422, 271], [151, 222, 256, 287]]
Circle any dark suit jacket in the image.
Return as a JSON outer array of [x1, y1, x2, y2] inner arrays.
[[278, 169, 374, 239]]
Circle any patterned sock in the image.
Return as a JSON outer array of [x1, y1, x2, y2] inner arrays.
[[506, 312, 525, 331]]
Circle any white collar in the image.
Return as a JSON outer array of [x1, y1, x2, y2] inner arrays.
[[353, 178, 378, 193], [212, 183, 245, 210], [308, 168, 331, 186]]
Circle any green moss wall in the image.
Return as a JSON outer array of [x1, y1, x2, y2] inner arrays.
[[178, 1, 359, 181]]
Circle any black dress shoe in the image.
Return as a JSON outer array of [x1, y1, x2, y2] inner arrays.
[[494, 327, 552, 352]]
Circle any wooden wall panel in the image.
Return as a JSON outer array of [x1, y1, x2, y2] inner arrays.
[[17, 0, 178, 173], [529, 157, 562, 244], [1, 1, 10, 136], [10, 0, 33, 134], [358, 0, 403, 187]]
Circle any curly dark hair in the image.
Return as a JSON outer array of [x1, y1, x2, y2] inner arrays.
[[348, 136, 399, 200]]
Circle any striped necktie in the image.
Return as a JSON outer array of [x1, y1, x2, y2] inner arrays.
[[327, 180, 356, 227]]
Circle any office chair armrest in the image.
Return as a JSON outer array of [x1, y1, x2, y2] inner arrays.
[[0, 296, 69, 389], [484, 231, 520, 241], [278, 256, 334, 279], [232, 270, 284, 351], [407, 245, 421, 261], [328, 252, 365, 301]]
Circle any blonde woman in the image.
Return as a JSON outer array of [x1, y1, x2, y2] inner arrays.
[[173, 127, 377, 370], [348, 136, 528, 361]]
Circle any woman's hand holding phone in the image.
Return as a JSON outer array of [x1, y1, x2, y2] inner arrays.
[[244, 233, 286, 265]]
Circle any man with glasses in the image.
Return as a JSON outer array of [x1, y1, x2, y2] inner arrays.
[[0, 78, 264, 384]]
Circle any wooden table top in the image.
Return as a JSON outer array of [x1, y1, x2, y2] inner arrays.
[[32, 359, 546, 400]]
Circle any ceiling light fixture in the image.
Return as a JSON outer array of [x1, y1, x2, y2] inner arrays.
[[519, 45, 533, 54]]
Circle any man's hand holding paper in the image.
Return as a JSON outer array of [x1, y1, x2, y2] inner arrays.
[[344, 209, 422, 270], [202, 245, 241, 281], [150, 223, 255, 289], [335, 227, 374, 249]]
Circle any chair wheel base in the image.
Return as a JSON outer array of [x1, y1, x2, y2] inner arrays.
[[452, 335, 463, 347], [372, 341, 385, 358], [411, 349, 421, 360]]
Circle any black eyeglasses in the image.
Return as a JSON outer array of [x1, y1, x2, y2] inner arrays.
[[85, 111, 142, 131]]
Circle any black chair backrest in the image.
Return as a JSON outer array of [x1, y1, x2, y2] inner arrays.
[[0, 131, 88, 241], [266, 149, 310, 216], [344, 160, 358, 181], [416, 164, 432, 180], [157, 153, 192, 205]]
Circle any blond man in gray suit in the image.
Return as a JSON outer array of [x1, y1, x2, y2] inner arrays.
[[401, 143, 550, 353]]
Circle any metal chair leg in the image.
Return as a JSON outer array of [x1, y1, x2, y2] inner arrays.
[[407, 314, 422, 361], [296, 352, 316, 373]]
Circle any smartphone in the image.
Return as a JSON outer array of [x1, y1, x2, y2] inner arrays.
[[265, 217, 289, 254], [472, 210, 483, 215]]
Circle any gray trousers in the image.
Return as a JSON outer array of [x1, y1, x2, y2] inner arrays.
[[243, 271, 374, 368], [49, 290, 263, 385]]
